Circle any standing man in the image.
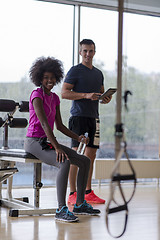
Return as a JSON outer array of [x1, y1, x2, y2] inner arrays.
[[61, 39, 111, 204]]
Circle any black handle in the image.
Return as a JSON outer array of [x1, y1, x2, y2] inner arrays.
[[19, 101, 29, 112], [0, 99, 16, 112], [112, 173, 136, 182], [9, 118, 28, 128]]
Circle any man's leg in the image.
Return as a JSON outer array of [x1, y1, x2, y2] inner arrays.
[[84, 146, 105, 204], [68, 144, 105, 204], [68, 147, 78, 204], [68, 147, 78, 192], [84, 146, 97, 190], [68, 116, 86, 204], [69, 146, 96, 192], [69, 144, 96, 193]]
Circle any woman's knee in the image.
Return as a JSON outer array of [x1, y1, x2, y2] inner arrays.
[[59, 158, 70, 170]]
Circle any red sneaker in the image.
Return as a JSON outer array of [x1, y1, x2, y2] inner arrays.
[[85, 190, 105, 204], [68, 192, 77, 205]]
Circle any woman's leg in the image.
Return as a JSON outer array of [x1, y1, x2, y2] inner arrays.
[[24, 138, 90, 207], [24, 137, 70, 208], [60, 145, 90, 205]]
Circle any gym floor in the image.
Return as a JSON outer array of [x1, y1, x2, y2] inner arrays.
[[0, 184, 160, 240]]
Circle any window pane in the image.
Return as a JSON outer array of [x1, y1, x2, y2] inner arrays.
[[81, 7, 118, 158], [80, 7, 160, 159], [0, 0, 73, 84], [123, 13, 160, 159], [0, 0, 74, 186]]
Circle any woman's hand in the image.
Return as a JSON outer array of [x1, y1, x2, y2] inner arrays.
[[78, 135, 89, 145], [55, 147, 69, 163]]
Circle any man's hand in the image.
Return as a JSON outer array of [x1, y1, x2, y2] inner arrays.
[[85, 92, 101, 100], [100, 95, 112, 104]]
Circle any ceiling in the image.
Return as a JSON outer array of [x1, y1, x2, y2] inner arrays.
[[39, 0, 160, 16]]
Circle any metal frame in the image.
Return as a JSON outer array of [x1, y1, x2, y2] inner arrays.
[[0, 101, 57, 217], [73, 5, 81, 65], [36, 0, 160, 17], [0, 153, 56, 217]]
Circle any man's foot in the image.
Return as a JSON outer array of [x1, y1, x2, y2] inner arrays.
[[73, 200, 101, 215], [55, 206, 79, 222], [68, 192, 77, 205], [85, 190, 105, 204]]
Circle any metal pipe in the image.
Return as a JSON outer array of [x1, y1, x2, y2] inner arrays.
[[115, 0, 124, 160]]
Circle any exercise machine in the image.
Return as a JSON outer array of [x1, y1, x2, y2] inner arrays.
[[0, 99, 56, 217]]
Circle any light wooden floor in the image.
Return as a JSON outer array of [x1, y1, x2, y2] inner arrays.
[[1, 184, 160, 240]]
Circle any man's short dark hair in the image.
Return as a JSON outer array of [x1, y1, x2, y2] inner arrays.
[[79, 39, 96, 51]]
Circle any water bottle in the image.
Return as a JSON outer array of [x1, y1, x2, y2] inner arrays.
[[77, 132, 88, 155]]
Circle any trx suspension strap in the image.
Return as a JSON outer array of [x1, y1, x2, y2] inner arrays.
[[106, 0, 136, 238], [106, 124, 136, 238]]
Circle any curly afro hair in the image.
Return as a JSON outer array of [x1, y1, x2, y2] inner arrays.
[[29, 56, 64, 86]]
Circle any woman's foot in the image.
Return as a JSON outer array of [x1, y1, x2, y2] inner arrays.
[[73, 200, 101, 215], [55, 206, 79, 222]]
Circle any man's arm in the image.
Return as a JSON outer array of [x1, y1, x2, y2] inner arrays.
[[100, 85, 105, 94], [61, 82, 101, 101]]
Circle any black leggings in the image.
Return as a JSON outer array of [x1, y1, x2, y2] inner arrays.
[[24, 137, 90, 208]]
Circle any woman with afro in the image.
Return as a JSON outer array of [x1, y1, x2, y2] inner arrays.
[[24, 56, 100, 222]]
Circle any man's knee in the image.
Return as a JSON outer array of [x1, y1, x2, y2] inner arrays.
[[85, 147, 97, 162]]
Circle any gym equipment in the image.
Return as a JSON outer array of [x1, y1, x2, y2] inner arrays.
[[106, 124, 136, 238], [0, 99, 56, 217], [105, 0, 136, 238]]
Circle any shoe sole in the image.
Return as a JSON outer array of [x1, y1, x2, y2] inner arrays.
[[85, 200, 105, 204], [73, 212, 100, 216], [55, 217, 79, 222]]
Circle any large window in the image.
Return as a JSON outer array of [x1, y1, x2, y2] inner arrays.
[[123, 13, 160, 159], [80, 7, 118, 158], [0, 0, 74, 185], [0, 0, 74, 84], [81, 7, 160, 159], [0, 0, 160, 186]]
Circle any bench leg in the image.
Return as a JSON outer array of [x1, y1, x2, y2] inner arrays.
[[0, 160, 17, 201], [9, 162, 56, 217], [0, 160, 57, 217], [6, 162, 15, 200], [0, 182, 2, 200], [33, 162, 43, 208]]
